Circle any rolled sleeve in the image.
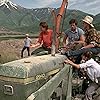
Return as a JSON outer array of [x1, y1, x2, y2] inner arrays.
[[80, 63, 87, 69], [78, 28, 85, 36], [80, 59, 94, 69]]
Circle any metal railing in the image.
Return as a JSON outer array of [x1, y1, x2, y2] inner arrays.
[[26, 65, 72, 100]]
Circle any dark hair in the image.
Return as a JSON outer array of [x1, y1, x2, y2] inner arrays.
[[69, 19, 78, 25], [39, 22, 48, 30], [82, 51, 93, 60]]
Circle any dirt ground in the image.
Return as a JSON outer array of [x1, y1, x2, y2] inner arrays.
[[0, 38, 37, 64]]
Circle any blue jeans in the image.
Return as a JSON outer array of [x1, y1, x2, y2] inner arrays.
[[65, 47, 100, 64], [65, 47, 100, 57]]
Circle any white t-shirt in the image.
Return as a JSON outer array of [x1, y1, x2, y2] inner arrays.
[[24, 37, 31, 47], [80, 58, 100, 81]]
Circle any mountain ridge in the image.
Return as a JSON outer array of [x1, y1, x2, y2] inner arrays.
[[0, 0, 100, 34]]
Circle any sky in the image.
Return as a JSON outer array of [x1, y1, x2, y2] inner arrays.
[[11, 0, 100, 15]]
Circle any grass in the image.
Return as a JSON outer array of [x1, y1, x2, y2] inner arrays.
[[0, 34, 38, 40], [0, 49, 18, 64]]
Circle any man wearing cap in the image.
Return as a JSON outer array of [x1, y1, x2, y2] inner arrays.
[[21, 34, 32, 58], [65, 15, 100, 60]]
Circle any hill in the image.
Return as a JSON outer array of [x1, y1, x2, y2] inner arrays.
[[94, 13, 100, 30], [0, 0, 100, 34]]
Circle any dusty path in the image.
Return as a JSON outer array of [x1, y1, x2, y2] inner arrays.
[[0, 38, 37, 64]]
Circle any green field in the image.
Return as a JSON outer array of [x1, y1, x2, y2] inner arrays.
[[0, 34, 38, 40]]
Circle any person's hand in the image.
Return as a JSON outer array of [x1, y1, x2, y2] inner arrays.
[[62, 46, 70, 51], [64, 59, 73, 64], [30, 42, 40, 48], [30, 44, 36, 48], [73, 41, 79, 44]]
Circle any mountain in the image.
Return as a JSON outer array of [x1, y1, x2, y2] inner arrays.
[[0, 0, 17, 9], [94, 13, 100, 30], [0, 0, 100, 34]]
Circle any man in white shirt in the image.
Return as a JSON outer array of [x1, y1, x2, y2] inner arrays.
[[64, 51, 100, 100], [21, 34, 32, 58]]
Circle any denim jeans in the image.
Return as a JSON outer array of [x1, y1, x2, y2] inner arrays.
[[65, 47, 100, 57], [64, 47, 100, 64]]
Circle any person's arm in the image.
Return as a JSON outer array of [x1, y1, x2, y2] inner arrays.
[[30, 38, 32, 45], [82, 44, 94, 49], [30, 33, 42, 48], [30, 42, 41, 48], [64, 59, 80, 69], [83, 28, 99, 49], [63, 34, 68, 47], [74, 28, 85, 45], [74, 34, 85, 45]]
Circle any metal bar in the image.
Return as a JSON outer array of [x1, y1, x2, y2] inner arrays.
[[26, 65, 71, 100]]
